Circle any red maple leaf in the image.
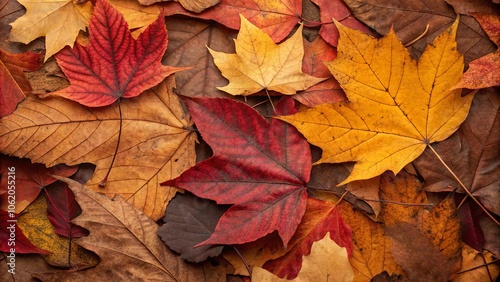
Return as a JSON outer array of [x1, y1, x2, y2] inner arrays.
[[162, 97, 311, 247], [49, 0, 184, 107]]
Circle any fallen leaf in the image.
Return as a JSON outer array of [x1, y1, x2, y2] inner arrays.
[[342, 0, 496, 65], [452, 14, 500, 89], [453, 244, 500, 282], [386, 222, 457, 282], [253, 232, 354, 282], [0, 48, 43, 117], [294, 37, 346, 107], [45, 177, 208, 281], [162, 97, 311, 247], [480, 215, 500, 258], [47, 0, 184, 107], [278, 19, 473, 185], [263, 198, 352, 279], [158, 192, 227, 262], [8, 0, 93, 61], [311, 0, 376, 47], [142, 0, 219, 13], [338, 202, 403, 281], [0, 210, 50, 254], [445, 0, 500, 16], [0, 254, 63, 281], [208, 15, 324, 96], [457, 199, 486, 252], [17, 195, 98, 267], [413, 88, 500, 215], [0, 156, 77, 213], [164, 16, 237, 98], [109, 0, 162, 32], [0, 78, 196, 220], [163, 0, 302, 43], [345, 176, 382, 217], [45, 182, 89, 239]]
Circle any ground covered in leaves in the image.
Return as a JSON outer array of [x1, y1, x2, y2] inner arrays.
[[0, 0, 499, 281]]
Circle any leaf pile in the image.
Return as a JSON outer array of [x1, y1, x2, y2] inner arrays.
[[0, 0, 499, 281]]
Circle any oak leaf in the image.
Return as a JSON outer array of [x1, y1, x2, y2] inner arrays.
[[8, 0, 93, 61], [162, 97, 311, 247], [48, 0, 184, 107], [0, 78, 196, 220], [279, 19, 473, 185], [452, 13, 500, 89], [252, 232, 354, 282], [208, 15, 325, 96], [0, 48, 43, 117], [42, 176, 208, 281]]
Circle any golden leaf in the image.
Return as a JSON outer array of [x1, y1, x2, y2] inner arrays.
[[9, 0, 93, 61], [278, 18, 473, 185], [208, 14, 325, 96]]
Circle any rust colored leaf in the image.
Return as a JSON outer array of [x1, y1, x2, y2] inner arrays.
[[0, 156, 77, 213], [413, 88, 500, 215], [163, 0, 303, 43], [45, 177, 208, 281], [454, 244, 500, 282], [294, 36, 346, 107], [445, 0, 500, 16], [453, 14, 500, 89], [343, 0, 496, 65], [140, 0, 219, 13], [47, 0, 184, 107], [0, 210, 50, 254], [311, 0, 377, 47], [0, 48, 43, 117], [164, 17, 237, 98], [263, 198, 352, 279], [158, 192, 227, 262], [0, 78, 196, 220], [163, 97, 311, 247], [45, 182, 88, 239]]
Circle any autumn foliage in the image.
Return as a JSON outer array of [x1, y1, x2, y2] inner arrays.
[[0, 0, 499, 281]]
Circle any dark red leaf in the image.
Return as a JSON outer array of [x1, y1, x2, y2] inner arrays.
[[0, 210, 50, 254], [162, 97, 311, 247], [0, 155, 77, 213], [49, 0, 184, 107], [158, 192, 227, 262], [45, 181, 88, 239]]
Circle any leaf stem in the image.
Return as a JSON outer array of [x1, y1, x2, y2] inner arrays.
[[99, 98, 123, 187], [264, 88, 276, 114], [232, 246, 252, 276], [427, 144, 499, 225], [405, 24, 430, 47]]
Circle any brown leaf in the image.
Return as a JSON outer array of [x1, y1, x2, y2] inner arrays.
[[0, 77, 196, 220], [386, 222, 456, 282], [140, 0, 220, 13], [453, 244, 500, 282], [413, 88, 500, 215], [43, 176, 210, 281], [445, 0, 500, 16], [164, 17, 236, 98], [342, 0, 496, 65]]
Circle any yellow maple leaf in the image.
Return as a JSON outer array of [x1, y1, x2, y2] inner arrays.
[[208, 14, 325, 96], [9, 0, 93, 61], [252, 232, 354, 282], [278, 18, 474, 185]]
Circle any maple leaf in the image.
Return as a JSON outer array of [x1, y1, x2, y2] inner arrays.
[[8, 0, 93, 61], [452, 13, 500, 89], [278, 19, 473, 185], [162, 96, 311, 247], [252, 232, 354, 281], [342, 0, 496, 65], [163, 0, 303, 43], [0, 78, 196, 220], [207, 14, 325, 96], [109, 0, 162, 32], [47, 0, 184, 107]]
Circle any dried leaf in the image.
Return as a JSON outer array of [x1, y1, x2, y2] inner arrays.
[[47, 0, 184, 107], [143, 0, 219, 13], [0, 210, 50, 254], [163, 97, 311, 246], [8, 0, 93, 61], [453, 244, 500, 282], [278, 19, 472, 185], [253, 232, 354, 282], [208, 15, 325, 96], [452, 14, 500, 89], [0, 78, 196, 220], [158, 192, 227, 262]]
